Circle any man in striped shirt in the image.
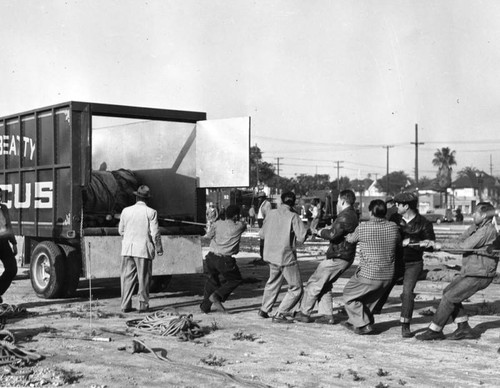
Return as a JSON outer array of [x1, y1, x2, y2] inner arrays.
[[341, 199, 401, 335]]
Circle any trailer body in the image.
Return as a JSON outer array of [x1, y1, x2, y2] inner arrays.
[[0, 101, 250, 298]]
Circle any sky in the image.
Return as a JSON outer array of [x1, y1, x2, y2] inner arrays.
[[1, 0, 500, 183]]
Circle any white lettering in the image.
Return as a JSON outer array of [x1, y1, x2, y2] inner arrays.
[[29, 138, 36, 160], [23, 137, 30, 158], [14, 183, 31, 208], [0, 184, 13, 208], [0, 135, 36, 160], [9, 136, 17, 155], [34, 181, 53, 209], [2, 135, 8, 155], [0, 181, 53, 209]]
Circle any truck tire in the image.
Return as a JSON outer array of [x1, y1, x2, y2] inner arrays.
[[59, 244, 82, 298], [30, 241, 65, 299], [150, 275, 172, 293]]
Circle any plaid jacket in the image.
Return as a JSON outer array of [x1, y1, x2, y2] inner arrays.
[[346, 217, 401, 280]]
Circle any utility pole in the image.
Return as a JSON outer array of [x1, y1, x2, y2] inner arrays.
[[334, 161, 344, 190], [490, 154, 493, 176], [275, 157, 282, 176], [383, 146, 394, 195], [411, 123, 424, 191]]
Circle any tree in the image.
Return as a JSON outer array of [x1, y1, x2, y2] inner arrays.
[[432, 147, 457, 208], [375, 171, 413, 195], [250, 145, 275, 188]]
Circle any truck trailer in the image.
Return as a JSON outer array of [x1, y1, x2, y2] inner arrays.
[[0, 101, 250, 298]]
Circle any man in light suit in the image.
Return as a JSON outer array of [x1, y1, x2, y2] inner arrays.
[[119, 185, 163, 313]]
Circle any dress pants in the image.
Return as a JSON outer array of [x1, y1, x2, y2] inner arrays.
[[343, 273, 390, 328], [120, 256, 152, 310], [261, 262, 303, 315], [300, 258, 351, 316], [202, 252, 242, 308]]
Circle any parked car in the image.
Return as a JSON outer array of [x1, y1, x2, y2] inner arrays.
[[424, 209, 454, 224]]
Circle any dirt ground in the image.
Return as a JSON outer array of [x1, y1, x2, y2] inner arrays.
[[1, 226, 500, 388]]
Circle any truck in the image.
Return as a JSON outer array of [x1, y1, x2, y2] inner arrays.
[[0, 101, 250, 298]]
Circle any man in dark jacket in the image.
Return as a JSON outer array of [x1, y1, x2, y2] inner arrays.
[[373, 191, 435, 338], [417, 202, 498, 341], [295, 189, 359, 324]]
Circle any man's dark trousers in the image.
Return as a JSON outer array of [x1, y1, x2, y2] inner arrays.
[[203, 252, 242, 306]]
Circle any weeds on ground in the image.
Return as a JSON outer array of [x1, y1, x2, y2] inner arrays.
[[375, 383, 389, 388], [232, 330, 258, 341], [398, 379, 407, 385], [200, 353, 226, 367], [347, 369, 365, 381], [377, 368, 390, 377]]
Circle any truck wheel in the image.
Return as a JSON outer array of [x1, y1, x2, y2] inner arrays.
[[59, 244, 82, 298], [30, 241, 65, 299], [150, 275, 172, 293]]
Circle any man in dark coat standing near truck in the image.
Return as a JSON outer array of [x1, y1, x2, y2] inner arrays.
[[295, 189, 358, 324], [119, 185, 163, 313]]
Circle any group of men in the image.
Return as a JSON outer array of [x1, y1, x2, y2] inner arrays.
[[116, 184, 500, 344], [197, 189, 500, 342]]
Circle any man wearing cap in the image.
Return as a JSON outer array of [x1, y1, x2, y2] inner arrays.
[[254, 192, 272, 265], [385, 197, 400, 224], [200, 204, 247, 314], [0, 188, 18, 304], [119, 185, 163, 313], [373, 191, 435, 338]]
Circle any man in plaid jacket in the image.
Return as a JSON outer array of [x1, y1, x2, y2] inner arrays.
[[341, 199, 401, 335]]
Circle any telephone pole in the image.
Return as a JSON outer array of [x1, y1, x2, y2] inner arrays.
[[275, 157, 282, 176], [334, 161, 344, 190], [383, 146, 394, 195], [411, 123, 424, 190]]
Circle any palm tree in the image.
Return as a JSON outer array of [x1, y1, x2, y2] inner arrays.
[[432, 147, 457, 208]]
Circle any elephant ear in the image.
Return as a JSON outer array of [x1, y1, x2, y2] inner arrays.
[[437, 166, 452, 189]]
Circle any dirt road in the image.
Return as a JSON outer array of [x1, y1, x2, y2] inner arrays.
[[1, 233, 500, 387]]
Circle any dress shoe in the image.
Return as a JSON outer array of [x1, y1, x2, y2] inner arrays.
[[340, 320, 355, 332], [314, 315, 336, 325], [416, 329, 445, 341], [272, 312, 294, 324], [448, 326, 479, 340], [257, 309, 269, 319], [295, 311, 313, 323], [401, 323, 414, 338], [354, 324, 373, 335], [199, 301, 211, 314], [209, 293, 227, 313]]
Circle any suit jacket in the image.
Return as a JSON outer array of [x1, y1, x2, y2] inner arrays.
[[119, 201, 163, 259]]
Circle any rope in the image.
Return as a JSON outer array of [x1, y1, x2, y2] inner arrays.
[[129, 339, 271, 388], [0, 331, 44, 371], [126, 311, 204, 341], [0, 304, 27, 318]]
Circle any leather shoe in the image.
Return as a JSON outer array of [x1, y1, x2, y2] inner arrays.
[[354, 324, 373, 335], [314, 315, 336, 325], [272, 312, 294, 324], [448, 327, 479, 340], [295, 311, 313, 323], [401, 323, 414, 338], [209, 293, 227, 313], [199, 301, 211, 314], [416, 329, 445, 341], [340, 320, 355, 332], [257, 309, 269, 319]]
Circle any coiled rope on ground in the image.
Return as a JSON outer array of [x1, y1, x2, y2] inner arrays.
[[126, 311, 205, 341]]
